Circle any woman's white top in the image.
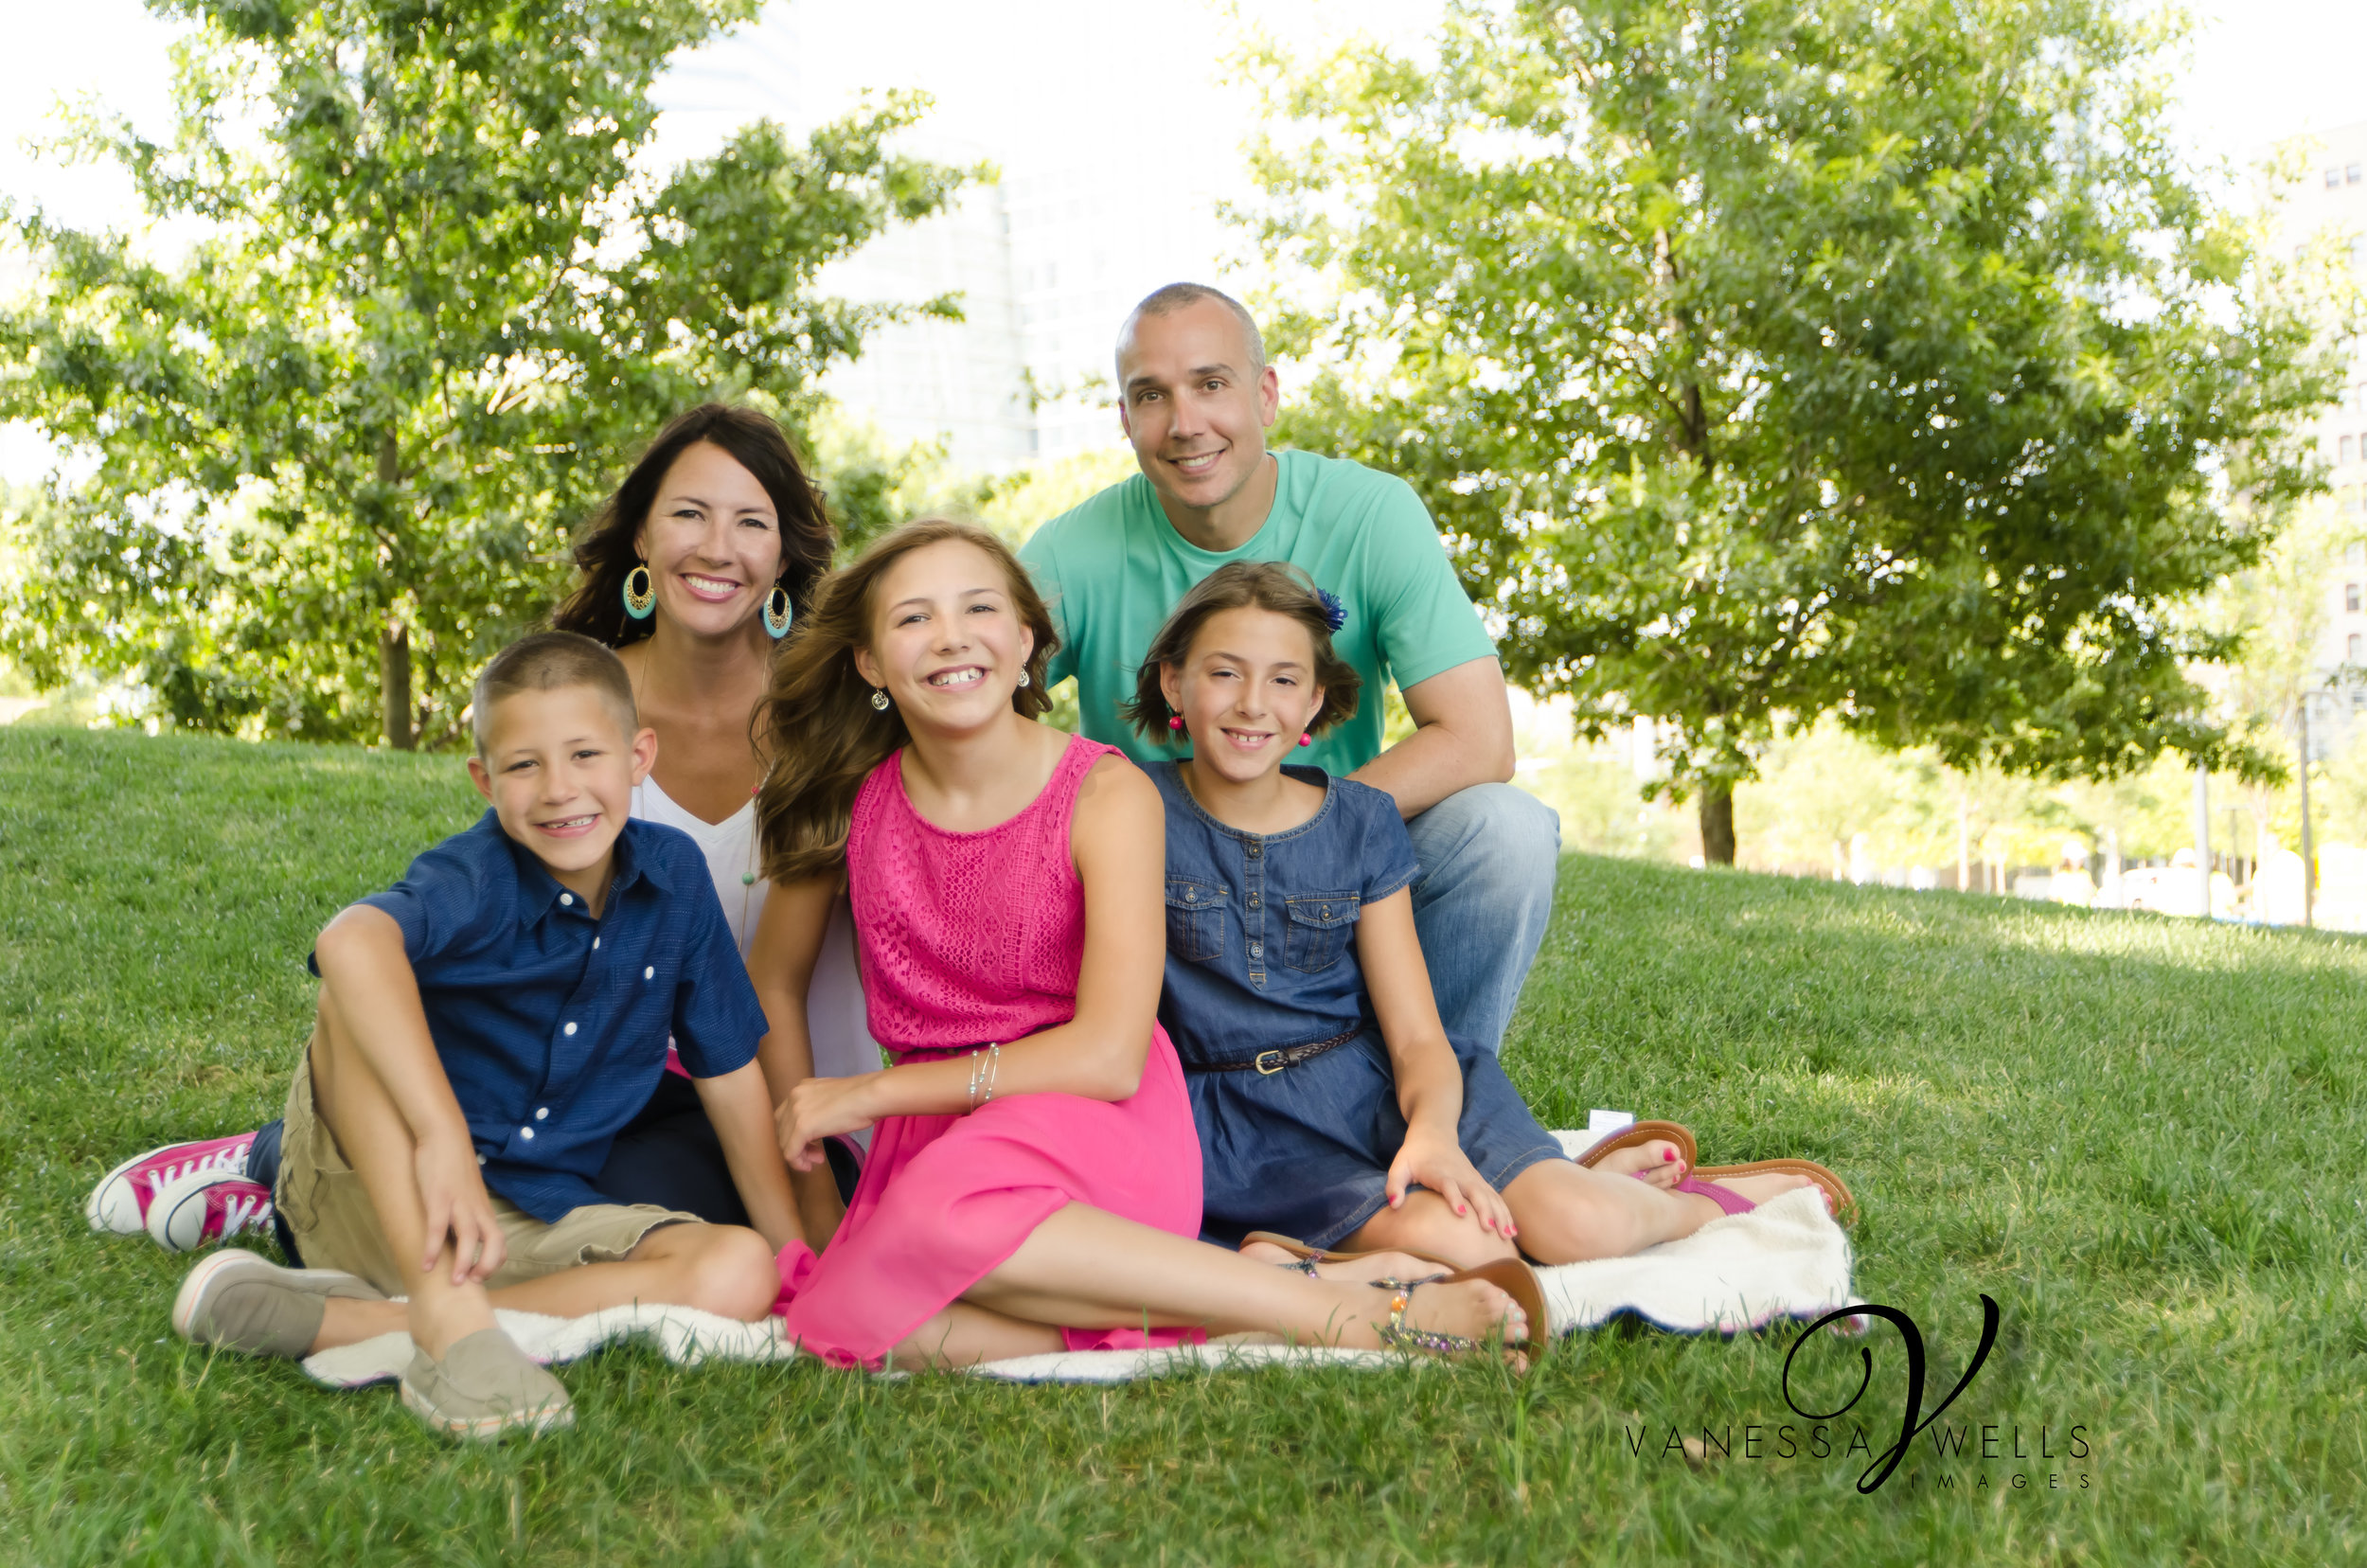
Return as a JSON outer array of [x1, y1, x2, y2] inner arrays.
[[631, 775, 882, 1088], [631, 773, 770, 956]]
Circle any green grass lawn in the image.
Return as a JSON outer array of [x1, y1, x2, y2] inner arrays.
[[2, 727, 2363, 1566]]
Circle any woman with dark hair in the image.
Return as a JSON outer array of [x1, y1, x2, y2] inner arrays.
[[89, 405, 870, 1254], [551, 403, 873, 1238]]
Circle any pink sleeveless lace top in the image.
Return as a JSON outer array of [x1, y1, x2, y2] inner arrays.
[[846, 733, 1118, 1055]]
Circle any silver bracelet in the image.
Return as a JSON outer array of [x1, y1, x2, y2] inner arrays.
[[980, 1042, 1001, 1107]]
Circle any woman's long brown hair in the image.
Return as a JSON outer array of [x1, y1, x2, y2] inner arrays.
[[551, 403, 834, 649], [756, 519, 1059, 884]]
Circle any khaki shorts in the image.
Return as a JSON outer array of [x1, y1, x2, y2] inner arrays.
[[276, 1042, 697, 1296]]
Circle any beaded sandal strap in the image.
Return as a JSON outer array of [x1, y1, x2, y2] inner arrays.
[[1373, 1282, 1482, 1356]]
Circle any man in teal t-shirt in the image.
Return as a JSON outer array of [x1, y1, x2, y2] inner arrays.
[[1020, 284, 1561, 1054]]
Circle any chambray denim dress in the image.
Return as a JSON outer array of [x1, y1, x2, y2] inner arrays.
[[1148, 763, 1568, 1250]]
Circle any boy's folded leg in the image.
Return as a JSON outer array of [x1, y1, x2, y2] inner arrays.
[[400, 1327, 573, 1443], [171, 1249, 386, 1359]]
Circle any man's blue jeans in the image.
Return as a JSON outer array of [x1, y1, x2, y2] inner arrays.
[[1403, 782, 1562, 1053]]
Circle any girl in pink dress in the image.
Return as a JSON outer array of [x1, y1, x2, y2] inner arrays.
[[747, 519, 1543, 1368]]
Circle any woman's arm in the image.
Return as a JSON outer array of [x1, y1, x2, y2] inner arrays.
[[775, 757, 1166, 1166], [1358, 888, 1516, 1237], [744, 874, 853, 1243]]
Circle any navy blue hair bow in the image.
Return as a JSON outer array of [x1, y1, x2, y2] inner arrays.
[[1314, 589, 1346, 633]]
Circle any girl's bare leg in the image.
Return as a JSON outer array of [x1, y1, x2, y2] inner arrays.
[[870, 1203, 1526, 1370], [1235, 1238, 1441, 1283], [1499, 1162, 1815, 1266], [1343, 1161, 1818, 1271], [889, 1302, 1066, 1367], [1344, 1192, 1522, 1271]]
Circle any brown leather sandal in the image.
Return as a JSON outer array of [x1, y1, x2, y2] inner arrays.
[[1374, 1257, 1549, 1374], [1690, 1159, 1857, 1225], [1572, 1119, 1699, 1174]]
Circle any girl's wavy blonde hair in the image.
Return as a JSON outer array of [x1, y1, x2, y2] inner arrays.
[[756, 518, 1058, 883]]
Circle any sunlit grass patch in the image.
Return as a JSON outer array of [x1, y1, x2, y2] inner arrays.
[[3, 729, 2364, 1564]]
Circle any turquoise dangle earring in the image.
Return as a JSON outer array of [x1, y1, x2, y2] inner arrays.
[[622, 561, 656, 620], [762, 582, 793, 640]]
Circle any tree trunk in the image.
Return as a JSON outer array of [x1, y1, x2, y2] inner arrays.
[[1699, 782, 1736, 865], [375, 430, 413, 750], [381, 622, 413, 750]]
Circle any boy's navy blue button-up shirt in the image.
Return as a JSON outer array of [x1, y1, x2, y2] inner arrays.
[[311, 811, 766, 1223]]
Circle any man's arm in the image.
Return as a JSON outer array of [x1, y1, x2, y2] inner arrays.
[[1344, 655, 1518, 818]]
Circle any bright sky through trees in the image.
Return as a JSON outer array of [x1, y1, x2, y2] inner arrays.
[[2, 0, 2362, 491]]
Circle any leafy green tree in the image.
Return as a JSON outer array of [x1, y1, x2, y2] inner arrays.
[[0, 0, 969, 746], [1245, 0, 2340, 860]]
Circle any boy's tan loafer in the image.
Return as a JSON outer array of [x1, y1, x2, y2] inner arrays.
[[171, 1249, 385, 1358], [400, 1327, 573, 1442]]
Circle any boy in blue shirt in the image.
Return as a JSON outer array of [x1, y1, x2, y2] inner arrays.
[[170, 633, 795, 1441]]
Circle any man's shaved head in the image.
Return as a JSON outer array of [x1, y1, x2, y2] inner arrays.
[[1115, 282, 1265, 382]]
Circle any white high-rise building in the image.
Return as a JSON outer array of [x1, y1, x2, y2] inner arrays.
[[2269, 120, 2367, 757], [650, 4, 1236, 473], [816, 181, 1037, 467], [816, 159, 1231, 470]]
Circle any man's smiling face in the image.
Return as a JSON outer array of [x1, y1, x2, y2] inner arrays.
[[1115, 297, 1281, 523]]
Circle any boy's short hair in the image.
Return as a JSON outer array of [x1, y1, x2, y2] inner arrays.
[[471, 632, 639, 756]]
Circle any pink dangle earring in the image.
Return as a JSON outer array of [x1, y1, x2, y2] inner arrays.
[[1298, 733, 1311, 746], [1167, 715, 1184, 731]]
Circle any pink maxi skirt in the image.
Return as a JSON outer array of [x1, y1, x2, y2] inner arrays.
[[773, 1027, 1207, 1368]]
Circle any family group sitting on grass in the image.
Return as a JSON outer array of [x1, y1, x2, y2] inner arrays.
[[85, 285, 1852, 1441]]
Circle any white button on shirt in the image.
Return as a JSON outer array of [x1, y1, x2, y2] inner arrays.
[[563, 1022, 578, 1036], [560, 893, 574, 906], [536, 1107, 548, 1120], [644, 967, 655, 979], [521, 1126, 535, 1140]]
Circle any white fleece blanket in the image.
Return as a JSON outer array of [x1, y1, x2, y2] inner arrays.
[[300, 1132, 1856, 1389]]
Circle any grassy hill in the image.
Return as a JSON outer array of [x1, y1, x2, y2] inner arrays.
[[2, 728, 2361, 1566]]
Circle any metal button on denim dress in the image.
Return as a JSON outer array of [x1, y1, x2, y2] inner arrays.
[[1148, 764, 1568, 1249]]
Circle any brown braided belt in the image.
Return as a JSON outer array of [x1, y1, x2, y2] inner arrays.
[[1188, 1026, 1362, 1077]]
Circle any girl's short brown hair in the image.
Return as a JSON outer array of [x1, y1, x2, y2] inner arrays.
[[1122, 561, 1361, 739], [756, 519, 1058, 883]]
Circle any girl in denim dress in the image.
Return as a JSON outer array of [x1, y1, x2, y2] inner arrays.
[[1130, 562, 1839, 1273]]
